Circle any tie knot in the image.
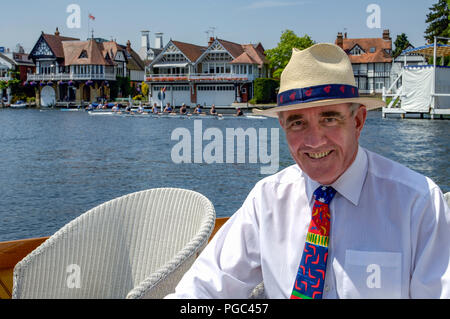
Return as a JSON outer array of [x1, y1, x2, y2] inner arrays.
[[313, 186, 337, 204]]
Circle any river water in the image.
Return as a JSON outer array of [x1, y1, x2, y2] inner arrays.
[[0, 108, 448, 241]]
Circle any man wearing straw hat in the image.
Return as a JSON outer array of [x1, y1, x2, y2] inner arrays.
[[167, 43, 450, 299]]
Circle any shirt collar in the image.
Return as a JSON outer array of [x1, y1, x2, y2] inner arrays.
[[304, 146, 368, 206]]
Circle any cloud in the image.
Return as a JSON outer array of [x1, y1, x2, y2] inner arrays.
[[245, 1, 309, 9]]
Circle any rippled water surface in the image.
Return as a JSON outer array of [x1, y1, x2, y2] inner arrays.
[[0, 108, 448, 241]]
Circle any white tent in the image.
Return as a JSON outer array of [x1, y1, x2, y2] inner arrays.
[[382, 39, 450, 118], [401, 65, 450, 112]]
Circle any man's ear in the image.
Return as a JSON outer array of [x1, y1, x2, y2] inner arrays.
[[278, 113, 285, 128], [354, 105, 367, 138]]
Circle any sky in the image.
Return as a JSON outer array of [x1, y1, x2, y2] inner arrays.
[[0, 0, 438, 54]]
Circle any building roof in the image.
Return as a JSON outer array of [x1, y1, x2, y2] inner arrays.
[[12, 52, 35, 66], [150, 37, 268, 68], [171, 40, 206, 62], [63, 39, 114, 66], [63, 38, 144, 70], [217, 39, 268, 66], [119, 41, 145, 71], [217, 39, 245, 59], [41, 33, 79, 58], [402, 43, 450, 57], [336, 33, 392, 64]]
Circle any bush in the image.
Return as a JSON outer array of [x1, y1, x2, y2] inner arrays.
[[248, 98, 257, 105], [253, 78, 279, 104]]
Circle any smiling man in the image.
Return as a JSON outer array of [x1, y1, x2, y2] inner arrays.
[[166, 43, 450, 299]]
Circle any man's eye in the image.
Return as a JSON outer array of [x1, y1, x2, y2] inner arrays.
[[323, 118, 338, 124], [288, 120, 303, 129]]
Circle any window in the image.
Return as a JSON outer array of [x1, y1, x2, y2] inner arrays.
[[79, 50, 88, 58], [350, 45, 364, 56], [370, 47, 375, 53]]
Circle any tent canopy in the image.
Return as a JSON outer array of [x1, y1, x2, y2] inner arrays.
[[402, 44, 450, 57]]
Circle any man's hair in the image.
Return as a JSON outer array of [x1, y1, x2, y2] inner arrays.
[[349, 103, 361, 116], [278, 103, 362, 123]]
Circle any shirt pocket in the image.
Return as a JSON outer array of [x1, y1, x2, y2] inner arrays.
[[342, 250, 402, 299]]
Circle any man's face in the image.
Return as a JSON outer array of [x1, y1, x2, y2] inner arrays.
[[279, 103, 367, 185]]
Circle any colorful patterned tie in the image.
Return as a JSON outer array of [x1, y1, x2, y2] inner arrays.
[[291, 185, 337, 299]]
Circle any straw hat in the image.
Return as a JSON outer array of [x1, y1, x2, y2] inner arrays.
[[253, 43, 385, 118]]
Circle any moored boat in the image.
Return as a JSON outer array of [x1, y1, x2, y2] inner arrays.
[[9, 100, 27, 109]]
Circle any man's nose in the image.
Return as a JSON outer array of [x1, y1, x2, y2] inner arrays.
[[303, 124, 327, 148]]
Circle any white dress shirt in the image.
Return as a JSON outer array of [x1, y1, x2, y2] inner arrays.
[[167, 146, 450, 299]]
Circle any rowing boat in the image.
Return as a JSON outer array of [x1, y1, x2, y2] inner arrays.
[[0, 217, 229, 299], [87, 111, 267, 120]]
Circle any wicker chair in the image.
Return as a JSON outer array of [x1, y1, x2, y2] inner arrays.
[[12, 188, 215, 299]]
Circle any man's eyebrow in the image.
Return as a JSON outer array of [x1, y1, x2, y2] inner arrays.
[[285, 114, 303, 123], [320, 111, 345, 118]]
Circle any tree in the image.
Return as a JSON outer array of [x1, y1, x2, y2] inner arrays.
[[424, 0, 449, 44], [265, 30, 314, 79], [141, 81, 149, 99], [392, 33, 411, 58]]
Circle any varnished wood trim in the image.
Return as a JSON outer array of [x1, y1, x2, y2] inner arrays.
[[0, 237, 49, 269]]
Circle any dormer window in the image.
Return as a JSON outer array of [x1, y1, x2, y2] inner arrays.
[[79, 50, 88, 58], [350, 45, 365, 56], [370, 47, 376, 53]]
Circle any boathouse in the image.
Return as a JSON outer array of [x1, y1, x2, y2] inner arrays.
[[0, 46, 35, 105], [145, 37, 270, 108], [26, 28, 144, 107]]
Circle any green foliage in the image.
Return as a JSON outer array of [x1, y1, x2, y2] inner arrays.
[[252, 78, 279, 104], [393, 33, 411, 58], [132, 94, 143, 100], [26, 97, 36, 104], [265, 30, 314, 79], [110, 76, 131, 99], [141, 81, 149, 97], [424, 0, 449, 43]]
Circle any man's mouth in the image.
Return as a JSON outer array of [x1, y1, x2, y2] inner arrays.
[[306, 150, 332, 159]]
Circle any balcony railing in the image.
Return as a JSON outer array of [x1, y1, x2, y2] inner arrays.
[[0, 76, 12, 81], [27, 73, 116, 81], [145, 73, 254, 82], [353, 70, 391, 77]]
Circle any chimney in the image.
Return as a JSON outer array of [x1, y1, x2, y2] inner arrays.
[[382, 29, 390, 40], [55, 27, 60, 36], [336, 32, 343, 48], [141, 30, 150, 50], [154, 32, 163, 49], [126, 40, 132, 53], [344, 32, 347, 39], [208, 36, 215, 47]]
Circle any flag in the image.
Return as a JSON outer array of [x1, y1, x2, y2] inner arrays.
[[88, 14, 95, 20]]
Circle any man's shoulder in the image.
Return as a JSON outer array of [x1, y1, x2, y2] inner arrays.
[[365, 148, 439, 195]]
